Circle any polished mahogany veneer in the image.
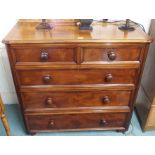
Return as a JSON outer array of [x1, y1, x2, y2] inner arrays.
[[12, 45, 142, 63], [17, 69, 137, 85], [21, 90, 132, 110], [13, 46, 76, 63], [3, 20, 151, 134], [25, 112, 127, 132]]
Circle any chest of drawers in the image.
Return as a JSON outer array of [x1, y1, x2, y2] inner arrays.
[[2, 20, 151, 134]]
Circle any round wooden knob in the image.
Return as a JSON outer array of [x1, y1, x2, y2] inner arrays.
[[40, 51, 48, 61], [108, 51, 116, 61], [100, 119, 108, 126], [43, 75, 51, 83], [49, 120, 54, 128], [102, 96, 110, 104], [46, 97, 53, 105], [105, 74, 113, 82]]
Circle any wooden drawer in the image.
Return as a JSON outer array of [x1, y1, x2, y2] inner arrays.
[[82, 46, 141, 62], [12, 45, 142, 64], [21, 90, 132, 110], [17, 69, 137, 85], [12, 46, 77, 63], [26, 112, 127, 131]]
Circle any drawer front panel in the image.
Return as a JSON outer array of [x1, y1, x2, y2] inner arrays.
[[17, 69, 137, 85], [13, 47, 76, 63], [26, 113, 127, 131], [21, 91, 131, 110], [82, 47, 141, 62]]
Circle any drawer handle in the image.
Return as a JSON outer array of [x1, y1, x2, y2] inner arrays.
[[43, 75, 52, 83], [46, 97, 53, 105], [100, 119, 108, 126], [102, 96, 110, 104], [41, 51, 48, 61], [105, 74, 113, 82], [49, 120, 55, 128], [108, 51, 116, 61]]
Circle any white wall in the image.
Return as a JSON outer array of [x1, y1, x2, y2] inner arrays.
[[0, 19, 151, 104], [0, 47, 18, 104], [133, 19, 151, 32], [0, 19, 17, 46], [0, 19, 18, 104]]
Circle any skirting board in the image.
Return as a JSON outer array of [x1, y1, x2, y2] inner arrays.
[[0, 46, 18, 104]]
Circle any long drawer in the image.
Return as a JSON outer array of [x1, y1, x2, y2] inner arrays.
[[21, 90, 132, 110], [25, 112, 127, 131], [17, 68, 138, 85]]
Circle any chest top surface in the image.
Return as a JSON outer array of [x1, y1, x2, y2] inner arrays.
[[2, 19, 152, 44]]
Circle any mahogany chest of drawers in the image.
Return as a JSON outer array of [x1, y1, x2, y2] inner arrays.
[[2, 20, 151, 134]]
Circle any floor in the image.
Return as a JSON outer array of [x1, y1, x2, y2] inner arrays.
[[1, 104, 155, 136]]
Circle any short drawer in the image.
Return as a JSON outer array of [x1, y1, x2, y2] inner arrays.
[[12, 46, 77, 63], [82, 46, 141, 62], [21, 90, 132, 110], [17, 69, 137, 85], [26, 112, 127, 131]]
